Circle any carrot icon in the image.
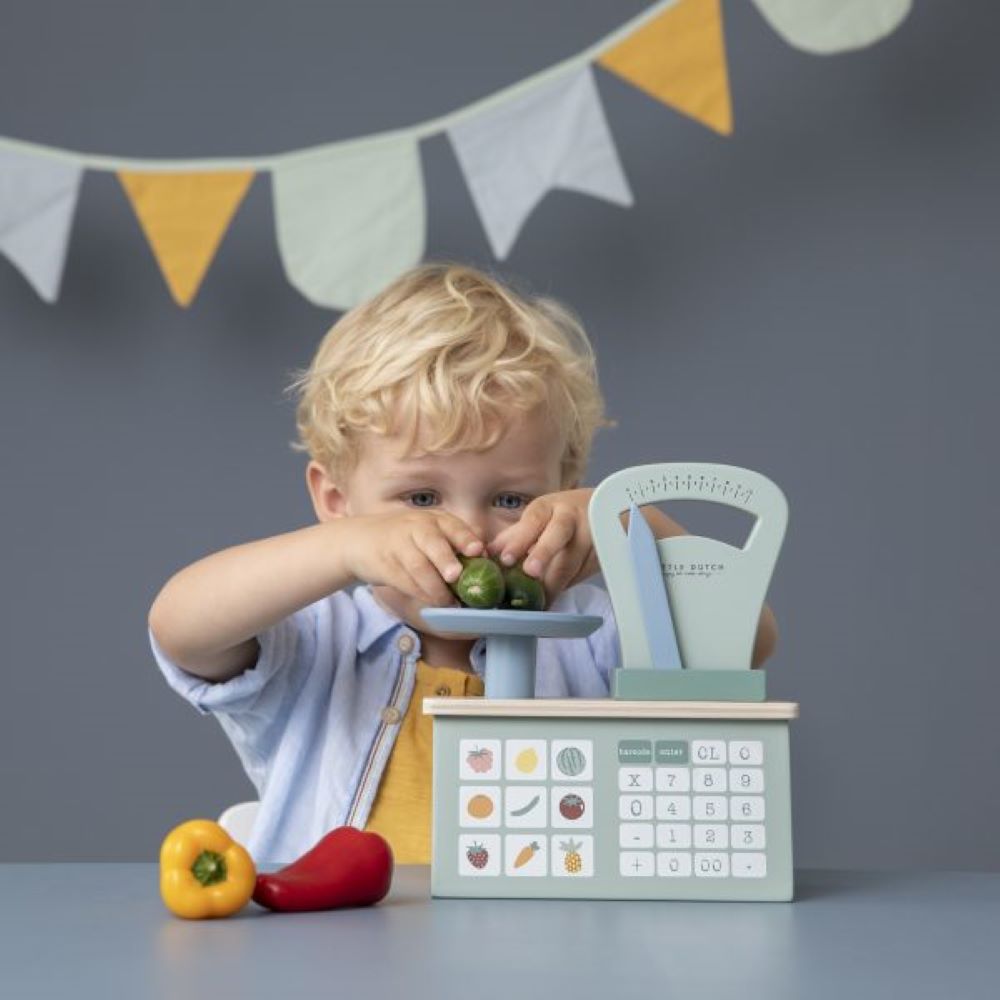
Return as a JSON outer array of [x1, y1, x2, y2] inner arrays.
[[513, 841, 540, 869]]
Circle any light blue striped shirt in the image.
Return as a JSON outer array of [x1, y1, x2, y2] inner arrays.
[[150, 581, 619, 863]]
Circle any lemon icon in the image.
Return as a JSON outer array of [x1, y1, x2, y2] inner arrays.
[[515, 747, 538, 773]]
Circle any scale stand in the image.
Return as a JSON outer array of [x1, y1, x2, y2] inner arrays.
[[589, 462, 788, 702], [419, 608, 602, 698]]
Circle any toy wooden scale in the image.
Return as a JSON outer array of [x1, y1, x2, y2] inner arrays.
[[422, 463, 797, 901]]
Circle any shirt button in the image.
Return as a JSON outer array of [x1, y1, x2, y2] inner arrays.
[[381, 705, 402, 725], [434, 684, 451, 697], [397, 634, 415, 653]]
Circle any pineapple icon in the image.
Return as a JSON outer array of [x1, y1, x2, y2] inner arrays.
[[559, 838, 584, 874]]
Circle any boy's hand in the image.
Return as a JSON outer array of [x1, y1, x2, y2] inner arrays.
[[486, 488, 600, 605], [342, 511, 485, 608]]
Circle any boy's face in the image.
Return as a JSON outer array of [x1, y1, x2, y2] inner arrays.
[[308, 405, 568, 636]]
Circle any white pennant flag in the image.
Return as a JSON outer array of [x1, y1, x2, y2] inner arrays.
[[0, 148, 83, 302], [448, 65, 633, 260], [273, 137, 426, 310]]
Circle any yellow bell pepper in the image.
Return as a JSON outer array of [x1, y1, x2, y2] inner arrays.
[[160, 818, 256, 919]]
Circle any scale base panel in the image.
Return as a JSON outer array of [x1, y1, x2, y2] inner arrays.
[[431, 714, 793, 902]]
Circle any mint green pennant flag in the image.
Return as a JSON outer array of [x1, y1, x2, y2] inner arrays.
[[751, 0, 911, 54], [272, 137, 426, 310]]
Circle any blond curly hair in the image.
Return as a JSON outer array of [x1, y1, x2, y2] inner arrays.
[[289, 261, 616, 488]]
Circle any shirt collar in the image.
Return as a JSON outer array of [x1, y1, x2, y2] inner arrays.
[[353, 583, 488, 675], [354, 584, 409, 653]]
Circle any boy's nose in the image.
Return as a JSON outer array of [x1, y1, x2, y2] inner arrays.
[[453, 509, 494, 546]]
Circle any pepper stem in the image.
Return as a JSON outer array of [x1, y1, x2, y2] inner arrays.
[[191, 850, 228, 887]]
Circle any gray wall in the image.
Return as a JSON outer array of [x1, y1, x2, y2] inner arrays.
[[1, 1, 996, 869]]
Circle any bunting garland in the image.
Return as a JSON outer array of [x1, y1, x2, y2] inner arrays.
[[0, 0, 911, 310]]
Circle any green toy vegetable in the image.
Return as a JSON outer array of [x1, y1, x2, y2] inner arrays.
[[450, 555, 506, 608], [501, 560, 546, 611], [449, 554, 547, 611]]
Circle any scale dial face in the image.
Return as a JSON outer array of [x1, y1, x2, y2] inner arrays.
[[623, 470, 756, 510], [588, 463, 788, 672]]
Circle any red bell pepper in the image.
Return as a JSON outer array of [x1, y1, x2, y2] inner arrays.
[[252, 826, 394, 912]]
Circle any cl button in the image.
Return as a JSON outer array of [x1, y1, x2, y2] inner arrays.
[[380, 706, 402, 725], [397, 634, 415, 654], [434, 685, 452, 697]]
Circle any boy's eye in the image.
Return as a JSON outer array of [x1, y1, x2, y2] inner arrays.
[[403, 492, 528, 510], [405, 491, 438, 508], [495, 493, 528, 511]]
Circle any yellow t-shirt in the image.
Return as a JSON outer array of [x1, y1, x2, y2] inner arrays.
[[365, 659, 484, 863]]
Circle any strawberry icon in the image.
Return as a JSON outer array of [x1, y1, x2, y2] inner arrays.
[[467, 746, 494, 773], [467, 842, 489, 869]]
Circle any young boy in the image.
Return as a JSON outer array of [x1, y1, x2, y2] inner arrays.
[[148, 262, 778, 866]]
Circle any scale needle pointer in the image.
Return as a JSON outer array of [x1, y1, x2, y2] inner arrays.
[[626, 502, 684, 670]]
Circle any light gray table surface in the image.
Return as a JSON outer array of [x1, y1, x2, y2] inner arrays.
[[1, 865, 997, 999]]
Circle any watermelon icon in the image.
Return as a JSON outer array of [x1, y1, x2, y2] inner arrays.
[[556, 746, 587, 777]]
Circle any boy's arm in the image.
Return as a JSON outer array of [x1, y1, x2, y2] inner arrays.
[[632, 506, 779, 669], [148, 521, 357, 684]]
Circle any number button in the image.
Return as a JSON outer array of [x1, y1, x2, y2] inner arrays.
[[693, 796, 728, 821], [694, 824, 729, 849], [694, 853, 730, 878], [692, 740, 726, 763], [731, 796, 766, 821], [619, 795, 653, 821], [657, 852, 692, 877], [728, 741, 763, 765], [655, 767, 690, 792], [729, 768, 764, 792], [656, 823, 692, 849], [731, 824, 766, 850], [655, 795, 691, 821], [692, 767, 727, 792], [618, 766, 653, 791]]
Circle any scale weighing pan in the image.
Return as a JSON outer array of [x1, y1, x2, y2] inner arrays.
[[419, 608, 602, 699]]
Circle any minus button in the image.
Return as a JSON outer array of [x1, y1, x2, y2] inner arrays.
[[619, 823, 654, 848]]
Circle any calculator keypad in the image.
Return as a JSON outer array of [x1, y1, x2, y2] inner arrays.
[[618, 739, 767, 879]]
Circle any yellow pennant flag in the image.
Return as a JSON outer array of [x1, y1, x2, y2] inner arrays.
[[117, 170, 254, 306], [598, 0, 732, 136]]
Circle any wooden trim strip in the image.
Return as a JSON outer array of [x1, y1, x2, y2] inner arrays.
[[423, 698, 799, 721]]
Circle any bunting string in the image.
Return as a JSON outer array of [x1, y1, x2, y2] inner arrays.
[[0, 0, 910, 309]]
